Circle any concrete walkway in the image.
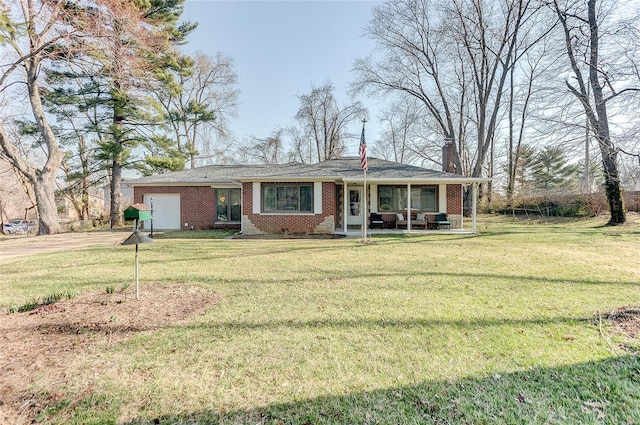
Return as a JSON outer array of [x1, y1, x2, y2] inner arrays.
[[0, 230, 131, 262]]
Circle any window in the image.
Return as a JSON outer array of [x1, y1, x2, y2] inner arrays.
[[378, 187, 393, 211], [377, 185, 437, 212], [217, 188, 241, 222], [263, 184, 313, 213], [349, 189, 360, 216]]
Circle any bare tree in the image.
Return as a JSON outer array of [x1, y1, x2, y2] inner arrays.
[[353, 0, 548, 204], [371, 98, 420, 164], [353, 0, 462, 169], [0, 155, 35, 224], [1, 0, 192, 231], [236, 128, 287, 165], [293, 81, 367, 163], [505, 31, 555, 206], [151, 51, 239, 169], [58, 135, 103, 221], [0, 0, 79, 235], [551, 0, 639, 224]]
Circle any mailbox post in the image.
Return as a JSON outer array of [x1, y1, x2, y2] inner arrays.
[[121, 204, 153, 300]]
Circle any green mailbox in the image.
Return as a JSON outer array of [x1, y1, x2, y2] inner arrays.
[[124, 204, 152, 221]]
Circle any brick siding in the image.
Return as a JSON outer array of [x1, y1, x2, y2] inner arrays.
[[446, 185, 462, 214], [243, 182, 337, 234]]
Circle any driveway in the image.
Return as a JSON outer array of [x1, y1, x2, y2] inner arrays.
[[0, 230, 131, 262]]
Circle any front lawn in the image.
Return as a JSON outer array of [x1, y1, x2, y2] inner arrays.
[[1, 215, 639, 424]]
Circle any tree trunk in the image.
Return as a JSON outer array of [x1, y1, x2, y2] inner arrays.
[[109, 159, 123, 228], [25, 54, 63, 235], [554, 0, 626, 225], [80, 136, 91, 220], [109, 82, 126, 228], [33, 173, 61, 234], [596, 125, 625, 224], [507, 60, 515, 208], [587, 0, 625, 225], [603, 159, 625, 224]]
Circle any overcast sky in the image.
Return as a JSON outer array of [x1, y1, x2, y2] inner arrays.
[[181, 0, 382, 156]]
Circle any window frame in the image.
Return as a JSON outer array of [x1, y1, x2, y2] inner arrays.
[[377, 185, 438, 213], [216, 187, 242, 222], [262, 183, 314, 213]]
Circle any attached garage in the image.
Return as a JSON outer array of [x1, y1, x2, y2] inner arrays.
[[143, 194, 180, 230]]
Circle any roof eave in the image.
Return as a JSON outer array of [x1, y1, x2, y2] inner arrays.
[[237, 175, 337, 182], [125, 181, 228, 187], [341, 177, 492, 184], [128, 177, 492, 186]]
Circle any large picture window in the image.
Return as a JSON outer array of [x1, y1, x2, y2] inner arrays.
[[377, 185, 437, 212], [263, 184, 313, 213], [217, 188, 241, 222]]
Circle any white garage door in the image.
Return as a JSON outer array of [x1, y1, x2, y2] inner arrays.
[[143, 194, 180, 230]]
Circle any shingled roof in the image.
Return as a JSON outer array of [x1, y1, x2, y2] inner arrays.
[[127, 157, 489, 186]]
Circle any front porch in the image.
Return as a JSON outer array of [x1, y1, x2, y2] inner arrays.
[[335, 227, 475, 237], [338, 180, 482, 235]]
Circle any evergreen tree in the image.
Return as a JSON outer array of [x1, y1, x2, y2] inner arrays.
[[95, 0, 196, 228], [40, 0, 196, 227], [531, 146, 580, 193], [511, 144, 537, 198]]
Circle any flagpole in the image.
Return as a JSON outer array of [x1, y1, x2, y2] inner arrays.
[[363, 165, 367, 242], [360, 118, 368, 243]]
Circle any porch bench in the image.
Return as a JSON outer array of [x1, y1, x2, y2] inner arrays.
[[411, 220, 428, 229], [395, 212, 429, 229]]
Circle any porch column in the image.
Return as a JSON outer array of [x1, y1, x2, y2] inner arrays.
[[407, 183, 412, 230], [472, 182, 478, 234], [343, 182, 348, 233], [438, 185, 447, 212]]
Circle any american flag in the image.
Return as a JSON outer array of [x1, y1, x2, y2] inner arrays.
[[359, 124, 368, 171]]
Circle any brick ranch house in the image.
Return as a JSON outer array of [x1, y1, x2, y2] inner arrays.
[[126, 156, 490, 235]]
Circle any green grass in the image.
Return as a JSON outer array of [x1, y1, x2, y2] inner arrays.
[[6, 290, 76, 313], [1, 215, 639, 424], [152, 229, 237, 239]]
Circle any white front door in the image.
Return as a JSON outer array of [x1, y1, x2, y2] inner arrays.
[[347, 187, 364, 226]]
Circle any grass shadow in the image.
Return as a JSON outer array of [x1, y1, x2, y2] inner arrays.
[[183, 313, 595, 334], [120, 354, 640, 424]]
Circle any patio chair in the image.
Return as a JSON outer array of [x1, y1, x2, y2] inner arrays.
[[412, 212, 428, 229], [395, 213, 407, 229], [435, 213, 450, 230], [369, 214, 385, 229]]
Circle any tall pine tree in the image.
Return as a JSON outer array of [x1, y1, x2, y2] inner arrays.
[[44, 0, 196, 227]]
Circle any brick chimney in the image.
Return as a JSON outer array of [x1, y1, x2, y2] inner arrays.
[[442, 138, 456, 173]]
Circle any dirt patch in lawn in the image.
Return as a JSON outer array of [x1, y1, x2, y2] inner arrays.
[[0, 283, 220, 424], [607, 306, 640, 340]]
